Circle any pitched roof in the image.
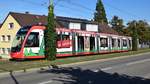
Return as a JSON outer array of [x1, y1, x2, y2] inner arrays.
[[0, 23, 1, 27], [10, 12, 47, 27], [9, 12, 120, 35], [56, 16, 97, 24], [99, 24, 120, 35], [9, 12, 97, 27]]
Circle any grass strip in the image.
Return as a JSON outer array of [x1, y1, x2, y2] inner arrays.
[[0, 48, 150, 73]]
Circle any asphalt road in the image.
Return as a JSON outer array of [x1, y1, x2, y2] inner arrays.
[[1, 52, 150, 84]]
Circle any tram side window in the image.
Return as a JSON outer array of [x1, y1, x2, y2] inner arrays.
[[100, 38, 108, 47], [112, 39, 115, 47], [25, 32, 39, 47], [57, 34, 70, 41], [118, 39, 120, 47], [57, 34, 70, 48], [62, 35, 70, 40], [123, 39, 127, 47], [129, 40, 131, 48], [57, 35, 61, 41]]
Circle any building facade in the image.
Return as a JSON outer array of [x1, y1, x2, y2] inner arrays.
[[0, 14, 21, 58]]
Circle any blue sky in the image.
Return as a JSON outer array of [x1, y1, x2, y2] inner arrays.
[[0, 0, 150, 24]]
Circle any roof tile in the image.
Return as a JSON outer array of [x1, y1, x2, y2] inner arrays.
[[9, 12, 120, 35]]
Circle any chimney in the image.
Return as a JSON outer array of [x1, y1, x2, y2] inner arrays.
[[25, 11, 29, 14]]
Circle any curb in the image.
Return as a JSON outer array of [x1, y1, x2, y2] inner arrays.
[[0, 52, 150, 77], [59, 52, 150, 67], [0, 67, 49, 77]]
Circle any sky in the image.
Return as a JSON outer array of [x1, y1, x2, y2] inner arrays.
[[0, 0, 150, 24]]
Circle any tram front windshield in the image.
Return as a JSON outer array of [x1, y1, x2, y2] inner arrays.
[[11, 27, 30, 52]]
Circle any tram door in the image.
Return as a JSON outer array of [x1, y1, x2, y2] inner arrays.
[[90, 37, 95, 51], [78, 36, 84, 52]]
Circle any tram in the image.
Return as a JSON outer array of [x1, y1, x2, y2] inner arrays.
[[10, 25, 132, 59]]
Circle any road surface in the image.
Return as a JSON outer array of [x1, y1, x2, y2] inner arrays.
[[0, 53, 150, 84]]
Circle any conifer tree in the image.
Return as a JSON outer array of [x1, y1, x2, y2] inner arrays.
[[94, 0, 108, 24], [44, 0, 56, 60]]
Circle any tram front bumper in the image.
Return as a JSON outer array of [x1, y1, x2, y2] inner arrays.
[[10, 52, 24, 59]]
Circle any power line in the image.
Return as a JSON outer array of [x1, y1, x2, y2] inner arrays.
[[14, 0, 150, 22], [62, 0, 150, 22], [15, 0, 91, 19], [54, 0, 65, 7], [104, 2, 149, 21], [14, 0, 49, 11], [55, 8, 87, 19], [55, 0, 95, 19], [56, 3, 93, 14], [64, 0, 94, 12], [15, 0, 94, 17], [60, 0, 132, 22]]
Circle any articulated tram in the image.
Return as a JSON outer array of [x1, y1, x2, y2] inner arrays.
[[10, 25, 132, 59]]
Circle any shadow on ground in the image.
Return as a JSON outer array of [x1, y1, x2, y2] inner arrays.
[[39, 67, 150, 84]]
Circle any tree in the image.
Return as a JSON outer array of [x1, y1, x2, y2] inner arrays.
[[110, 16, 124, 33], [126, 20, 150, 43], [132, 21, 138, 51], [126, 20, 138, 51], [144, 31, 150, 46], [136, 20, 149, 43], [142, 25, 150, 48], [94, 0, 108, 24], [44, 0, 57, 60], [125, 20, 150, 49]]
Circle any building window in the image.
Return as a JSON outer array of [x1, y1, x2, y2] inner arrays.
[[0, 48, 1, 54], [7, 35, 11, 41], [86, 24, 98, 32], [2, 48, 5, 54], [69, 23, 81, 29], [1, 35, 5, 41], [9, 23, 14, 29], [7, 48, 11, 54], [81, 23, 86, 30]]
